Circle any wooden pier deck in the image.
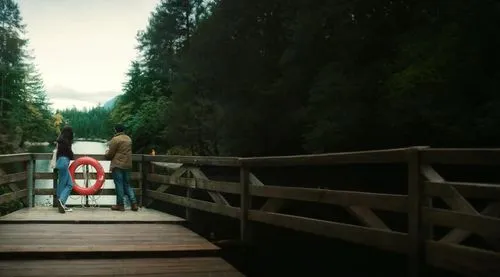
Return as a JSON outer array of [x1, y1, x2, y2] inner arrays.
[[0, 206, 184, 223], [1, 149, 500, 276], [0, 207, 244, 276]]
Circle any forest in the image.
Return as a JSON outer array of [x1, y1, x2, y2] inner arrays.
[[0, 0, 56, 153], [1, 0, 500, 157], [58, 106, 113, 140], [111, 0, 500, 156]]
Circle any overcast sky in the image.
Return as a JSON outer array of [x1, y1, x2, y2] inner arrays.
[[16, 0, 159, 110]]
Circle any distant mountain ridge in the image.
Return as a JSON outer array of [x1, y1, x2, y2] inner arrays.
[[102, 95, 119, 110]]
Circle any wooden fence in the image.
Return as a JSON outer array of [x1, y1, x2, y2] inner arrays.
[[0, 147, 499, 277]]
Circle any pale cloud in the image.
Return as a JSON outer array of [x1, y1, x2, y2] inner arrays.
[[46, 85, 118, 111], [47, 85, 117, 102], [16, 0, 159, 109], [49, 99, 101, 111]]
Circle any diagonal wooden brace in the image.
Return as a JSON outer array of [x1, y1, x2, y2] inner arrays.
[[250, 173, 286, 212], [189, 167, 230, 206], [422, 165, 500, 249], [346, 206, 390, 230], [146, 166, 189, 206]]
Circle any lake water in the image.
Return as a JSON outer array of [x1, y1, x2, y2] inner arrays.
[[28, 141, 121, 207]]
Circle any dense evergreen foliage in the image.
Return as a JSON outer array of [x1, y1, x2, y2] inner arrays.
[[58, 107, 113, 140], [0, 0, 56, 153], [112, 0, 500, 156]]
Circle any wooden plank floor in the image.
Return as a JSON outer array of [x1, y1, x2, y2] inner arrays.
[[0, 207, 185, 223], [0, 257, 244, 276], [0, 223, 218, 256], [0, 207, 246, 276]]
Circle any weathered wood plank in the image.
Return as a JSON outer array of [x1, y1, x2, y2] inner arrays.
[[248, 209, 408, 253], [146, 190, 239, 219], [31, 153, 142, 161], [346, 206, 390, 230], [0, 223, 218, 258], [26, 159, 33, 207], [420, 165, 444, 182], [147, 173, 407, 212], [0, 257, 244, 277], [239, 147, 409, 166], [421, 148, 500, 165], [260, 198, 286, 212], [8, 183, 27, 206], [0, 189, 28, 204], [422, 166, 500, 250], [240, 166, 250, 242], [0, 207, 184, 223], [0, 172, 27, 186], [250, 185, 408, 213], [147, 173, 239, 194], [426, 241, 500, 277], [144, 155, 240, 167], [189, 168, 230, 206], [423, 207, 500, 239], [250, 173, 285, 213], [0, 153, 31, 164], [34, 188, 142, 196], [425, 181, 500, 200], [35, 172, 141, 180], [407, 147, 426, 277]]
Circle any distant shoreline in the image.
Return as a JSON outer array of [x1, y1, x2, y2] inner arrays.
[[23, 141, 50, 146], [74, 138, 108, 143], [24, 138, 108, 147]]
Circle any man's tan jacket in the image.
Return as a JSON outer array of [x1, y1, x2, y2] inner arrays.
[[105, 132, 133, 170]]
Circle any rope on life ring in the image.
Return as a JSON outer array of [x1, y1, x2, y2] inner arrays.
[[69, 156, 106, 195]]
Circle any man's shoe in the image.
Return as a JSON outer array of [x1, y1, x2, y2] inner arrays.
[[131, 203, 138, 211], [111, 205, 125, 211], [57, 199, 66, 214]]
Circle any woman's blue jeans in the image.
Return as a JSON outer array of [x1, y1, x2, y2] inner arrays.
[[112, 168, 137, 205], [56, 156, 73, 205]]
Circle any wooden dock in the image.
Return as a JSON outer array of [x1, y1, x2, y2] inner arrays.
[[0, 206, 184, 223], [0, 207, 244, 276], [1, 149, 500, 276]]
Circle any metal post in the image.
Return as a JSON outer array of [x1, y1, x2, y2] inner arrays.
[[84, 164, 89, 207]]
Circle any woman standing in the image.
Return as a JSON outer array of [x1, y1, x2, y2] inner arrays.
[[55, 126, 75, 213]]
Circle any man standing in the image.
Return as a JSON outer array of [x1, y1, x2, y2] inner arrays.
[[105, 124, 138, 212]]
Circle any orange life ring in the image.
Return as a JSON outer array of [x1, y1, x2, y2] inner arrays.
[[69, 156, 106, 195]]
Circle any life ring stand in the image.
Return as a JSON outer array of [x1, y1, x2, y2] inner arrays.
[[69, 156, 106, 195]]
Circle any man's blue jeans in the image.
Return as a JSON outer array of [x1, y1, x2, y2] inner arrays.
[[112, 168, 137, 205], [56, 156, 73, 205]]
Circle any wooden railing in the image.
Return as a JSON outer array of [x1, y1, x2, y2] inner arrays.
[[0, 147, 499, 277]]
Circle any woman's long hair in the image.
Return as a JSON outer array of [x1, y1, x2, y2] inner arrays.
[[59, 126, 74, 144]]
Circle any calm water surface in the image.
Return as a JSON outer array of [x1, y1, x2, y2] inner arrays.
[[28, 141, 119, 206]]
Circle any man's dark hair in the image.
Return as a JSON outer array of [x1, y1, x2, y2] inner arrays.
[[114, 124, 125, 133]]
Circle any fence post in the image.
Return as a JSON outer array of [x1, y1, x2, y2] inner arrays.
[[140, 155, 148, 208], [239, 165, 250, 243], [138, 159, 143, 207], [407, 146, 426, 277], [52, 168, 58, 207], [185, 170, 192, 221], [26, 156, 33, 208], [32, 158, 36, 207]]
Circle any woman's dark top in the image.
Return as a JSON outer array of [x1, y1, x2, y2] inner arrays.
[[56, 137, 74, 160]]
